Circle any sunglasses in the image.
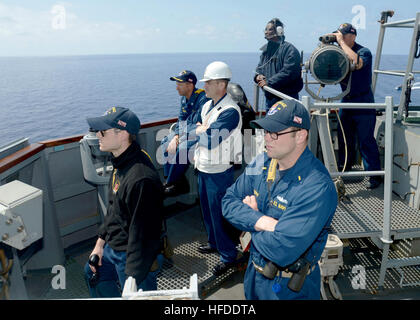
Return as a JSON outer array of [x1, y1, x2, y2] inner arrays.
[[89, 128, 121, 137]]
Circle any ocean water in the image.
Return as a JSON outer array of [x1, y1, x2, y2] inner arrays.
[[0, 52, 419, 147]]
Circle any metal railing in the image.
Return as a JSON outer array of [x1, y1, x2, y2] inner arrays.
[[372, 12, 420, 122]]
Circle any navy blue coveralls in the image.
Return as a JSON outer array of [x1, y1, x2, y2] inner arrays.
[[222, 148, 337, 299], [161, 88, 208, 184], [337, 42, 381, 182], [255, 37, 303, 110]]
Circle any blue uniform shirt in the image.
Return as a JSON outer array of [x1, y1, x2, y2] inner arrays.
[[222, 148, 337, 299], [340, 42, 374, 105], [174, 88, 209, 135]]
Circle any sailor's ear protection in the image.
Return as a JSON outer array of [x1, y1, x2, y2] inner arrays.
[[271, 18, 284, 36], [276, 25, 284, 36]]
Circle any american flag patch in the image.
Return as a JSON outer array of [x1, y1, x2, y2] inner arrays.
[[117, 120, 127, 127], [293, 116, 302, 124]]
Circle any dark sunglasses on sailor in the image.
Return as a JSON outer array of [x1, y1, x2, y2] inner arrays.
[[264, 129, 301, 140], [89, 128, 106, 137], [89, 128, 121, 137]]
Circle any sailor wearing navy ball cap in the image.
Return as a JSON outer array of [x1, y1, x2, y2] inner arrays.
[[331, 23, 383, 189], [84, 106, 164, 297], [222, 99, 337, 299]]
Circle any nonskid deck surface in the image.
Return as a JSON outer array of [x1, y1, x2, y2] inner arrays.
[[331, 176, 420, 239], [329, 174, 420, 298], [25, 229, 420, 300], [23, 177, 420, 300], [157, 204, 246, 299], [24, 203, 244, 300], [335, 238, 420, 299]]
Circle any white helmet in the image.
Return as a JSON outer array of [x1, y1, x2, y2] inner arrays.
[[200, 61, 232, 82]]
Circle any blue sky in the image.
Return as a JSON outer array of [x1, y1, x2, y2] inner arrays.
[[0, 0, 418, 56]]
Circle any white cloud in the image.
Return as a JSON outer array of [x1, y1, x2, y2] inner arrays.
[[186, 24, 217, 38], [0, 4, 48, 37], [135, 27, 161, 38], [0, 3, 249, 55], [186, 24, 247, 41], [227, 27, 247, 40], [0, 3, 167, 55]]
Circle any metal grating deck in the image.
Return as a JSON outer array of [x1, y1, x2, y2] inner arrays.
[[331, 177, 420, 240], [336, 238, 420, 296], [28, 204, 241, 300], [158, 206, 243, 298], [157, 240, 238, 298]]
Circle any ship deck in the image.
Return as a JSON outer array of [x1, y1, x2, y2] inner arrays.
[[22, 182, 420, 300], [331, 176, 420, 240]]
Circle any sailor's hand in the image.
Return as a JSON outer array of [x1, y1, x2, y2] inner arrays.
[[333, 31, 344, 46], [243, 195, 259, 211], [167, 135, 179, 154], [256, 74, 265, 82], [257, 76, 267, 88], [195, 122, 209, 135], [254, 216, 278, 232]]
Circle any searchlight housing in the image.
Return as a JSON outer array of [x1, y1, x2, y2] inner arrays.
[[304, 37, 356, 101]]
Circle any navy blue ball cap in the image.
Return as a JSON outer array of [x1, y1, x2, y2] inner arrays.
[[250, 99, 310, 132], [87, 107, 141, 135], [170, 70, 197, 85], [335, 23, 357, 35]]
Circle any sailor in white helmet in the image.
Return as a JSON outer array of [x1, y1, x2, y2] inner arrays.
[[194, 61, 244, 275]]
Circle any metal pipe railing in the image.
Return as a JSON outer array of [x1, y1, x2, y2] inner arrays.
[[257, 86, 394, 236], [397, 12, 420, 122], [329, 170, 385, 178], [382, 18, 416, 27], [262, 85, 299, 102], [309, 96, 394, 245], [373, 70, 414, 78], [382, 96, 394, 244]]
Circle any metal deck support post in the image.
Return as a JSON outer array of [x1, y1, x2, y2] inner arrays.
[[313, 108, 338, 173], [372, 20, 387, 94], [302, 96, 318, 154], [253, 84, 260, 113], [378, 96, 394, 288], [396, 13, 420, 122]]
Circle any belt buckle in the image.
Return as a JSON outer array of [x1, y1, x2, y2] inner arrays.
[[252, 260, 265, 274], [281, 271, 293, 278]]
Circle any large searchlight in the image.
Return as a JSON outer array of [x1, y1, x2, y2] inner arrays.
[[304, 35, 356, 101]]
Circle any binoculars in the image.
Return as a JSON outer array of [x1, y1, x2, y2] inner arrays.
[[262, 258, 310, 293], [88, 254, 100, 287], [319, 34, 337, 44]]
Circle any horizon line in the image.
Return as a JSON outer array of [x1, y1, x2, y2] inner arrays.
[[0, 51, 412, 59]]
